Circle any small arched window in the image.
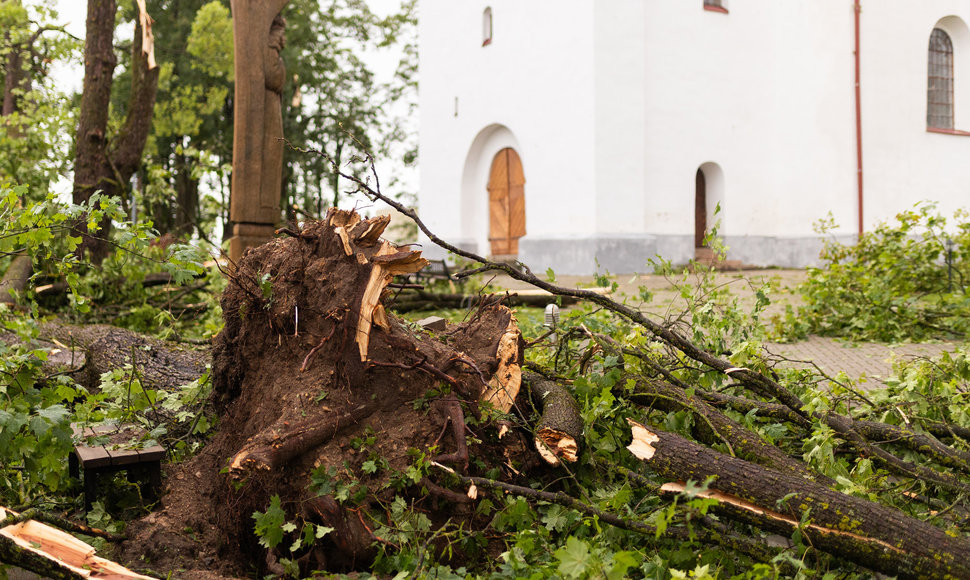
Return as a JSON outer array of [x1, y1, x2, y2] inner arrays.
[[482, 7, 493, 46], [928, 28, 955, 129]]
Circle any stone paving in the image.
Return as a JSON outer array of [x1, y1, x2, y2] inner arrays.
[[488, 269, 965, 383], [764, 336, 957, 385]]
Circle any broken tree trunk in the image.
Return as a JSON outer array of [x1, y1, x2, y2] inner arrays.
[[118, 209, 525, 577], [0, 506, 151, 580], [522, 371, 582, 465], [0, 255, 32, 306], [627, 419, 970, 579]]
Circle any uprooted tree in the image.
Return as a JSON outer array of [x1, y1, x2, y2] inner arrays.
[[10, 165, 970, 577], [50, 155, 961, 578]]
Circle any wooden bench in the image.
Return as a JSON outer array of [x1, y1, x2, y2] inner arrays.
[[413, 259, 452, 284], [69, 424, 165, 511]]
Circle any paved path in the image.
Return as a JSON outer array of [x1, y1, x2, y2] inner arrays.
[[488, 269, 964, 383], [765, 336, 957, 385]]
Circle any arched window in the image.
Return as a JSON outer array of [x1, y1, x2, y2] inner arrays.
[[928, 28, 955, 129], [482, 7, 492, 46]]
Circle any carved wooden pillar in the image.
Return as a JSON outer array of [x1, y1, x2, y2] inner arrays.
[[228, 0, 289, 261]]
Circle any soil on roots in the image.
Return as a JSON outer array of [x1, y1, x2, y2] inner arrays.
[[120, 212, 526, 578]]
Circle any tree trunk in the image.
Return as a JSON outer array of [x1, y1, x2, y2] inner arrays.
[[627, 420, 970, 579], [174, 146, 199, 236], [22, 322, 208, 393], [72, 0, 159, 262]]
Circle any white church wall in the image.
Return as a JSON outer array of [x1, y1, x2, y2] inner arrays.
[[418, 1, 599, 265], [420, 1, 970, 273], [638, 2, 859, 268], [862, 3, 970, 230]]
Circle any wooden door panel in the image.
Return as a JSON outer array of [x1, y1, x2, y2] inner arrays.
[[509, 185, 526, 238], [488, 147, 525, 256]]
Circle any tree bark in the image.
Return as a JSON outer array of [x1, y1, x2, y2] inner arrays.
[[72, 0, 159, 262], [24, 322, 208, 392], [627, 419, 970, 579], [523, 371, 582, 465]]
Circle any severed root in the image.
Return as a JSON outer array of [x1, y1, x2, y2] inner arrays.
[[230, 403, 377, 477], [303, 496, 377, 570], [432, 393, 469, 472], [523, 371, 583, 465]]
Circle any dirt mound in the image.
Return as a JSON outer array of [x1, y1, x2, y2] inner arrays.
[[121, 210, 523, 577]]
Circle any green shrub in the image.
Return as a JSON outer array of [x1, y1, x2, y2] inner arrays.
[[784, 203, 970, 342]]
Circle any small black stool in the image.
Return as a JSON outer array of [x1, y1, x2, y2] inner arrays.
[[69, 424, 165, 511]]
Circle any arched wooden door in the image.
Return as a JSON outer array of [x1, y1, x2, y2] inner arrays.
[[487, 148, 526, 256], [695, 168, 707, 250]]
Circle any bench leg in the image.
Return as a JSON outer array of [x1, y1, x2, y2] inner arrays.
[[68, 452, 79, 481], [83, 468, 98, 512], [147, 461, 162, 502]]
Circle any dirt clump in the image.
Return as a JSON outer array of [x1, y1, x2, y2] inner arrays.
[[121, 210, 524, 578]]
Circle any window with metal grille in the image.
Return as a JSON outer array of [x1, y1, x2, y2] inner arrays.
[[704, 0, 722, 7], [483, 7, 492, 46], [928, 28, 954, 129]]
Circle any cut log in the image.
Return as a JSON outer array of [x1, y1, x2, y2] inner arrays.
[[627, 419, 970, 579], [523, 372, 582, 465], [0, 506, 152, 580]]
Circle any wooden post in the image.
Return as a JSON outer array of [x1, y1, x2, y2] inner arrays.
[[228, 0, 289, 261]]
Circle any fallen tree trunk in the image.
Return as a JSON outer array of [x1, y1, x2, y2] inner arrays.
[[627, 419, 970, 579], [0, 506, 151, 580]]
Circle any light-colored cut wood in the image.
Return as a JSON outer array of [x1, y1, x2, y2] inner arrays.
[[479, 319, 522, 413], [0, 506, 154, 579]]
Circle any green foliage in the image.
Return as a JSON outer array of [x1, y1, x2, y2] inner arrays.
[[780, 203, 970, 342], [0, 183, 216, 508]]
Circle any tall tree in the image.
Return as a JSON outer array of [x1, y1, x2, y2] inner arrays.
[[0, 0, 77, 193], [280, 0, 417, 218], [71, 0, 159, 262]]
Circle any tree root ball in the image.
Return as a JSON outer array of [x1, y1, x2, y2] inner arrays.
[[120, 210, 524, 577]]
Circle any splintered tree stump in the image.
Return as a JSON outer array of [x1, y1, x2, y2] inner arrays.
[[627, 420, 970, 579], [523, 371, 582, 465], [122, 209, 524, 577]]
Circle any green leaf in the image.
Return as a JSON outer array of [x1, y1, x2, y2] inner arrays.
[[554, 536, 590, 579], [252, 495, 287, 548]]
